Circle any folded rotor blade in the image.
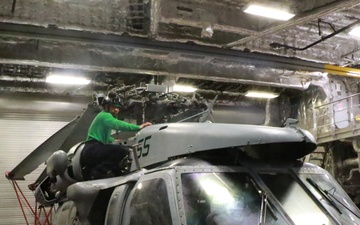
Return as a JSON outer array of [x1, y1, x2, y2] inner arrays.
[[8, 117, 79, 180], [59, 104, 100, 152], [33, 104, 100, 184], [8, 104, 100, 181]]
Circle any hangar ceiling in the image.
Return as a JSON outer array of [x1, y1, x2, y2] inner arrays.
[[1, 0, 360, 98]]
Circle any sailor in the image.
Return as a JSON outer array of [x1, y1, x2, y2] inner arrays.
[[82, 92, 152, 180]]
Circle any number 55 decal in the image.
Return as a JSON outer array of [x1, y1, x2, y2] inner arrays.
[[136, 135, 152, 158]]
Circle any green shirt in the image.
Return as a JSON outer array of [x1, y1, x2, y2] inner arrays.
[[86, 111, 140, 144]]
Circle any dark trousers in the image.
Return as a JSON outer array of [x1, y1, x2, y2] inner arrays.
[[81, 140, 129, 179]]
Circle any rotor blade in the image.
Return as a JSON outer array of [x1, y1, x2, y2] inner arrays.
[[33, 169, 48, 186], [8, 104, 100, 181], [59, 104, 100, 152], [33, 104, 100, 184], [7, 117, 79, 180], [199, 95, 218, 122]]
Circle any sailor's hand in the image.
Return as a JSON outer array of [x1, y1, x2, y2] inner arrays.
[[140, 122, 152, 129]]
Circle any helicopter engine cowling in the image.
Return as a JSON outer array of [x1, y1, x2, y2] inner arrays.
[[46, 150, 68, 178], [49, 143, 86, 193], [71, 142, 86, 181], [34, 143, 87, 206]]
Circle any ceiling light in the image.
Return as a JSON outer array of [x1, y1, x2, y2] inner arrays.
[[244, 4, 295, 21], [349, 27, 360, 37], [173, 84, 197, 93], [46, 73, 90, 85], [245, 91, 279, 99]]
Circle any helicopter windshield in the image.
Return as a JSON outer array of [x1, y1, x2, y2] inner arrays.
[[259, 173, 335, 225], [181, 172, 288, 225], [299, 173, 360, 225]]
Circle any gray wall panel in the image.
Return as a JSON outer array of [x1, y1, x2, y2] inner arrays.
[[0, 94, 88, 225], [0, 119, 67, 225]]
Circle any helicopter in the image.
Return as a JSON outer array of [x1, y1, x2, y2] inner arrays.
[[6, 86, 360, 225]]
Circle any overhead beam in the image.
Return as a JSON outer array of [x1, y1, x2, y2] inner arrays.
[[159, 17, 257, 36], [0, 22, 325, 71], [1, 22, 360, 83]]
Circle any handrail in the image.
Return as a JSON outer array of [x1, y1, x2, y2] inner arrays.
[[314, 93, 360, 108], [312, 93, 360, 142]]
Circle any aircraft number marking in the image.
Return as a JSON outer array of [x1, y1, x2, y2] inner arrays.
[[137, 135, 151, 158]]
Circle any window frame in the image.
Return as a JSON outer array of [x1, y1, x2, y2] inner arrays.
[[122, 172, 178, 225], [175, 165, 294, 225]]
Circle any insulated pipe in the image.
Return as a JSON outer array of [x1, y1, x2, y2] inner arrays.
[[342, 158, 359, 169], [351, 138, 360, 169], [352, 138, 360, 154], [270, 20, 360, 51], [1, 23, 360, 80]]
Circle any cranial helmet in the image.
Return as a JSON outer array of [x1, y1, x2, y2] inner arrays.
[[102, 92, 123, 108]]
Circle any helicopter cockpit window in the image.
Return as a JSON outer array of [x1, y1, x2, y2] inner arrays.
[[259, 173, 335, 225], [298, 173, 360, 225], [181, 172, 288, 225], [129, 178, 172, 225]]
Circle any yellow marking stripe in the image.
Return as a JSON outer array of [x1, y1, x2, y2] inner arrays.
[[324, 64, 360, 77]]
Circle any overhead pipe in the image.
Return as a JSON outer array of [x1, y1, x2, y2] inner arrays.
[[270, 20, 360, 51], [0, 23, 360, 80], [317, 19, 336, 34], [225, 0, 360, 48]]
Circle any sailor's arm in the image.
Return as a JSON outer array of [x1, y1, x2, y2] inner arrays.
[[103, 114, 152, 131]]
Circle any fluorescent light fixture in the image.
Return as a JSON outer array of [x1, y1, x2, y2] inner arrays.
[[244, 4, 295, 21], [46, 73, 90, 85], [349, 26, 360, 37], [245, 90, 279, 98], [173, 84, 197, 93]]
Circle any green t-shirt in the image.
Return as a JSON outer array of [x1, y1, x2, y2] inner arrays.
[[86, 111, 140, 144]]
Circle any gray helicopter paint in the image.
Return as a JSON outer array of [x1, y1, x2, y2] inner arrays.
[[66, 171, 144, 224], [67, 182, 101, 225], [37, 122, 317, 208], [30, 122, 360, 225], [131, 123, 317, 171], [46, 150, 68, 177], [67, 172, 143, 195], [66, 160, 338, 225], [68, 170, 178, 225], [105, 185, 129, 225], [51, 200, 78, 225]]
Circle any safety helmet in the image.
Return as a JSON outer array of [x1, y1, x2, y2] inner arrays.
[[102, 92, 123, 108]]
